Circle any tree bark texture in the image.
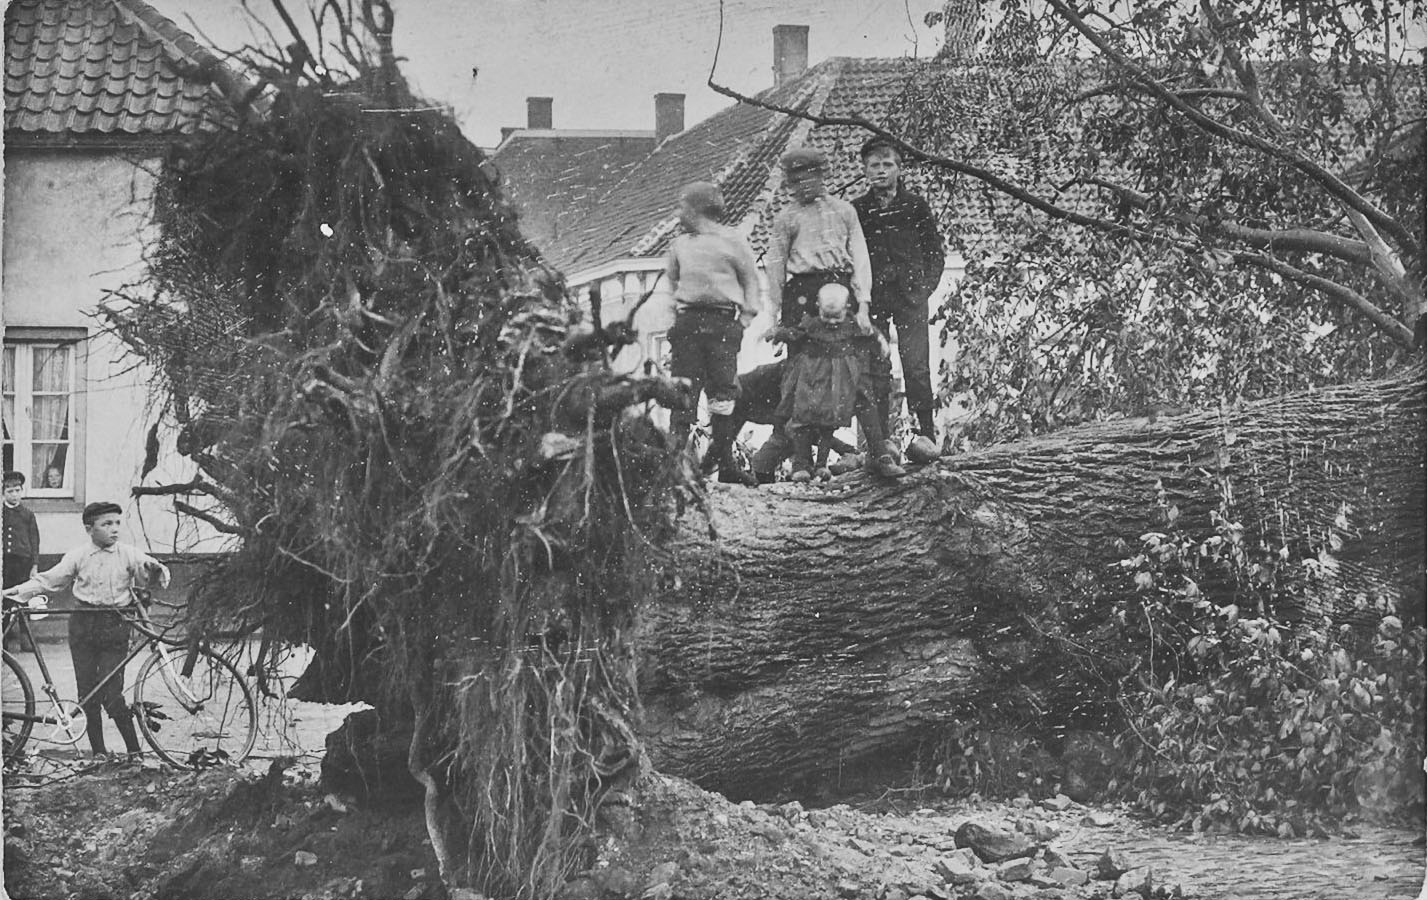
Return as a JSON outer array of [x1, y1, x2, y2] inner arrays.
[[636, 365, 1425, 798]]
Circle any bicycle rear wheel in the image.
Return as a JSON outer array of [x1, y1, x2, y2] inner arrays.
[[3, 650, 35, 764], [132, 643, 257, 768]]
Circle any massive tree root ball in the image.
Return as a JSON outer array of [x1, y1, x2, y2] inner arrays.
[[101, 10, 696, 899]]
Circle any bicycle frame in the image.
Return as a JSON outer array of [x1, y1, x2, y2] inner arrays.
[[2, 603, 200, 741]]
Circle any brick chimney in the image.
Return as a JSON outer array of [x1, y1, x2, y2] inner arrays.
[[526, 96, 553, 130], [773, 25, 809, 88], [655, 92, 685, 143]]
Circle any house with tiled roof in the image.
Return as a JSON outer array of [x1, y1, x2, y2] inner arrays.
[[488, 94, 688, 259], [532, 26, 965, 380], [2, 0, 244, 562]]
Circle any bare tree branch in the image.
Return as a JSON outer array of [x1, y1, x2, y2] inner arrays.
[[1343, 208, 1425, 323], [1197, 0, 1288, 137], [172, 500, 246, 536], [132, 477, 218, 498], [1045, 0, 1421, 263], [704, 73, 1182, 249], [1235, 251, 1415, 347], [1062, 175, 1376, 265]]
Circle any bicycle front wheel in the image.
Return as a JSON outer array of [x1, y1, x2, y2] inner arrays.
[[3, 650, 35, 764], [132, 644, 257, 768]]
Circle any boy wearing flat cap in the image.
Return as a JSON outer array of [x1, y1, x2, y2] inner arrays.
[[765, 146, 874, 333], [4, 501, 171, 756], [759, 146, 905, 479]]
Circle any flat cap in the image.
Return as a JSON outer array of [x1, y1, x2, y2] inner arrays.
[[779, 146, 826, 173]]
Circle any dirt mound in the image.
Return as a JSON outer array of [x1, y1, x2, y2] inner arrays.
[[4, 759, 1424, 900]]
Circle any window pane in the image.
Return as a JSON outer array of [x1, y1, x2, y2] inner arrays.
[[2, 346, 14, 390], [32, 347, 70, 393], [1, 395, 12, 441], [32, 395, 70, 440], [31, 445, 67, 489]]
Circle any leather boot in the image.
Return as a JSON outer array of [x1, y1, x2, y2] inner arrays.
[[710, 415, 757, 485], [788, 428, 814, 483], [112, 706, 143, 755]]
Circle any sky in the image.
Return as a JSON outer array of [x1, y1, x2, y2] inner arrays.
[[145, 0, 948, 147]]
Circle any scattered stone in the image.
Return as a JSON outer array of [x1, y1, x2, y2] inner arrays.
[[643, 885, 672, 900], [711, 812, 729, 828], [1017, 819, 1060, 842], [1049, 866, 1088, 887], [778, 801, 805, 822], [402, 888, 424, 900], [449, 889, 487, 900], [1027, 873, 1061, 888], [933, 854, 978, 885], [1096, 849, 1132, 880], [756, 822, 786, 846], [971, 881, 1014, 900], [836, 879, 862, 897], [1041, 848, 1074, 870], [239, 856, 264, 874], [850, 837, 880, 855], [1041, 794, 1073, 812], [1081, 810, 1117, 828], [1112, 866, 1153, 898], [881, 888, 911, 900], [807, 810, 831, 828], [410, 868, 427, 880], [994, 858, 1036, 882], [1011, 797, 1034, 809], [956, 821, 1035, 863], [293, 851, 318, 867]]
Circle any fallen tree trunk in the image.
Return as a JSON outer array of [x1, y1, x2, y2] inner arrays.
[[637, 364, 1426, 798]]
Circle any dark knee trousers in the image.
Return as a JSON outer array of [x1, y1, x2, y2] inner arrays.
[[668, 307, 743, 430], [69, 607, 133, 723], [872, 301, 933, 415]]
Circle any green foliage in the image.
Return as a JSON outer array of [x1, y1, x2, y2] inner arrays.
[[896, 1, 1424, 446], [1112, 501, 1425, 833]]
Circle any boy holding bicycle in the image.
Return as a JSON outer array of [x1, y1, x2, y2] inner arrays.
[[3, 501, 170, 756]]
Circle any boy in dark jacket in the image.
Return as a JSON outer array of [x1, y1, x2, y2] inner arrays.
[[853, 137, 947, 464]]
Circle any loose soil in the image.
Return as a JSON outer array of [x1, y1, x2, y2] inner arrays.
[[3, 754, 1422, 900]]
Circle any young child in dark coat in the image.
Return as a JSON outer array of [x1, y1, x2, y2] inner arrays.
[[772, 284, 904, 482]]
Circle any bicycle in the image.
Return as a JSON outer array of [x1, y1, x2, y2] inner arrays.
[[2, 591, 258, 769]]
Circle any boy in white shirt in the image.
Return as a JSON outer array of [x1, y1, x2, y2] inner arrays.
[[3, 501, 170, 756]]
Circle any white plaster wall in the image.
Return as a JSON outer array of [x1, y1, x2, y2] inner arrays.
[[2, 149, 227, 557]]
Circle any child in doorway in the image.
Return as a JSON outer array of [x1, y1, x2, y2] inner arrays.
[[2, 501, 171, 756], [771, 283, 905, 482]]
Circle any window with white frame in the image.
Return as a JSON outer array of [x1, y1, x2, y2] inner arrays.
[[2, 338, 81, 498]]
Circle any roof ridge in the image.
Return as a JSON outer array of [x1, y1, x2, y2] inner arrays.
[[107, 0, 256, 110], [624, 66, 834, 259], [729, 58, 844, 241]]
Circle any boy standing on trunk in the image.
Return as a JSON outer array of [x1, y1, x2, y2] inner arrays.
[[664, 181, 761, 485], [853, 137, 946, 464]]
